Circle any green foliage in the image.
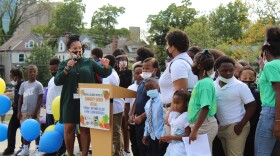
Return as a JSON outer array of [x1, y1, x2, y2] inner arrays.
[[146, 0, 197, 70], [24, 45, 56, 86], [209, 0, 249, 41], [90, 4, 128, 47], [185, 16, 223, 48], [146, 0, 197, 46], [47, 0, 85, 35]]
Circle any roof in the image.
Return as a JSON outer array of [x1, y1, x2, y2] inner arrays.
[[0, 32, 43, 51]]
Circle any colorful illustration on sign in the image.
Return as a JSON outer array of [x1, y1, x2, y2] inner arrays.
[[80, 88, 110, 130], [102, 90, 110, 100]]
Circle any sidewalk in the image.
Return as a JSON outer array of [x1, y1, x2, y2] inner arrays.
[[0, 108, 87, 156]]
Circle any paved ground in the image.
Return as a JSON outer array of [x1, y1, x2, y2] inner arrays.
[[0, 108, 87, 156]]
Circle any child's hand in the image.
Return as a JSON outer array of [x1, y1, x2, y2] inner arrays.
[[161, 135, 173, 142], [134, 115, 144, 125], [99, 58, 110, 68], [31, 112, 37, 119], [164, 114, 170, 126], [234, 123, 244, 135], [142, 136, 148, 145], [189, 130, 198, 144], [128, 114, 135, 124]]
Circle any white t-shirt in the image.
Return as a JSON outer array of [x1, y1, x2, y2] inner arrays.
[[102, 69, 125, 114], [46, 77, 62, 114], [159, 53, 197, 104], [214, 77, 255, 126], [125, 82, 138, 114]]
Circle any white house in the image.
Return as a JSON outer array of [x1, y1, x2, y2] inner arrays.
[[0, 32, 43, 82]]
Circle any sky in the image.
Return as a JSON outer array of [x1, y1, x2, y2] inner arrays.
[[82, 0, 234, 31]]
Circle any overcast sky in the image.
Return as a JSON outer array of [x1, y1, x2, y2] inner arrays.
[[82, 0, 233, 31]]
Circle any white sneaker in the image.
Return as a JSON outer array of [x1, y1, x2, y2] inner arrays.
[[35, 148, 41, 156], [123, 151, 131, 156], [16, 146, 29, 156]]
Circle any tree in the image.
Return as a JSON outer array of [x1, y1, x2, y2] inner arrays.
[[90, 4, 129, 47], [146, 0, 197, 46], [146, 0, 196, 71], [0, 0, 50, 45], [45, 0, 85, 36], [25, 45, 56, 86], [245, 0, 280, 24], [209, 0, 249, 42], [184, 16, 222, 48]]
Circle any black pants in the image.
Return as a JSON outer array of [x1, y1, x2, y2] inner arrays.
[[135, 122, 148, 156], [129, 124, 139, 156], [212, 136, 225, 156], [46, 113, 55, 128], [7, 107, 21, 150], [146, 138, 168, 156]]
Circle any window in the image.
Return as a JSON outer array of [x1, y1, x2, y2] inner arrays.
[[19, 54, 24, 62], [29, 40, 34, 48], [25, 40, 35, 48], [60, 43, 63, 51], [63, 55, 65, 60]]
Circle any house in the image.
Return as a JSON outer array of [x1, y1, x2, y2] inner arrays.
[[56, 35, 96, 60], [0, 32, 43, 82], [102, 27, 146, 61]]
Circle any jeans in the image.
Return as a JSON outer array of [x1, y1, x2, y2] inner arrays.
[[255, 106, 277, 156]]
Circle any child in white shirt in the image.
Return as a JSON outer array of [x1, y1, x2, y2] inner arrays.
[[161, 90, 191, 156]]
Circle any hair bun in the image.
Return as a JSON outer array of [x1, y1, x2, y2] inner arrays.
[[69, 34, 80, 41], [266, 26, 280, 41]]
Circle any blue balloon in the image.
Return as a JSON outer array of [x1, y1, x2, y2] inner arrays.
[[0, 95, 11, 115], [39, 131, 63, 153], [21, 119, 40, 141], [0, 124, 8, 142], [54, 122, 64, 138]]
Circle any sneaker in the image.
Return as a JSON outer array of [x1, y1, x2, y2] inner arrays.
[[35, 148, 41, 156], [15, 146, 23, 155], [16, 146, 29, 156], [2, 147, 14, 155], [123, 151, 131, 156]]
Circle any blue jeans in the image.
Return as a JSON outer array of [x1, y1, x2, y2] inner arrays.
[[255, 107, 277, 156]]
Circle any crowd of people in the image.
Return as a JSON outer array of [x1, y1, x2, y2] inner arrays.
[[1, 26, 280, 156]]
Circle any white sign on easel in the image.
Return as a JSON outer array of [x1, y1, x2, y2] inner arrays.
[[79, 88, 110, 130]]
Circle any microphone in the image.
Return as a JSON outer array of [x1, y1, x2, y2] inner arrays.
[[72, 54, 78, 61]]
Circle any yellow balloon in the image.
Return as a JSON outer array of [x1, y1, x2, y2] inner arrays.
[[51, 96, 61, 121], [44, 125, 55, 133], [0, 78, 6, 94]]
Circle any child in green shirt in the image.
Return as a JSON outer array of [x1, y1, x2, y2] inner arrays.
[[187, 49, 218, 151]]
